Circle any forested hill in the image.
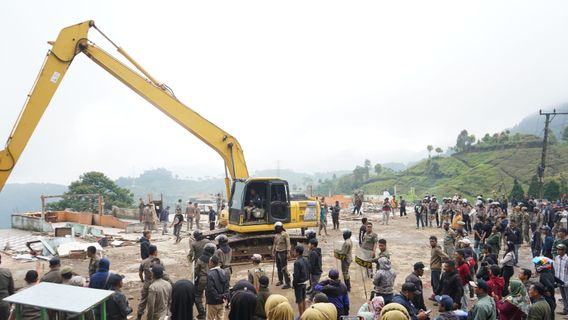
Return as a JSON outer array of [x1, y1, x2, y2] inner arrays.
[[358, 144, 568, 201]]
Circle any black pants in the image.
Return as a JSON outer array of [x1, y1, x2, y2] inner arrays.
[[352, 205, 361, 215], [463, 215, 471, 232], [332, 214, 339, 229], [502, 265, 514, 296], [276, 251, 290, 284], [434, 211, 440, 227], [209, 222, 215, 230], [400, 206, 406, 217]]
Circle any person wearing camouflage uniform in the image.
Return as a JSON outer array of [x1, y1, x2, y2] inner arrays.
[[521, 207, 530, 244], [195, 243, 216, 320], [442, 222, 456, 258]]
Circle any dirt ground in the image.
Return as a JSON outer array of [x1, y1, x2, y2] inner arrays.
[[2, 209, 556, 319]]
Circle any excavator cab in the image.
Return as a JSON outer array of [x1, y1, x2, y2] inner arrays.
[[228, 178, 291, 226]]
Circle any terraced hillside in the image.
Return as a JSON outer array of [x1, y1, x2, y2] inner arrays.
[[360, 144, 568, 199]]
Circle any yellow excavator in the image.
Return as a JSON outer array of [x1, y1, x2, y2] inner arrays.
[[0, 20, 319, 260]]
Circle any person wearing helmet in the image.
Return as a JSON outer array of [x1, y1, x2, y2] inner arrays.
[[188, 230, 212, 264], [214, 234, 232, 284], [195, 243, 217, 320], [272, 222, 291, 289], [334, 229, 353, 291], [247, 254, 266, 292]]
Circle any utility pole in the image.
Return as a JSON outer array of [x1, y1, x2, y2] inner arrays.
[[538, 109, 568, 199]]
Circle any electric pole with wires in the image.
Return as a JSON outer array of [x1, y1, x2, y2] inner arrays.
[[538, 109, 568, 199]]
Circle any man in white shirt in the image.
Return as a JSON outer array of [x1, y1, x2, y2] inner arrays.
[[554, 243, 568, 315]]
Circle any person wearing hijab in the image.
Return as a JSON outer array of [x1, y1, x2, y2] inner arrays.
[[170, 280, 195, 320], [300, 303, 337, 320], [265, 294, 294, 320], [229, 281, 257, 320], [380, 303, 411, 320], [357, 296, 385, 320], [494, 280, 529, 320]]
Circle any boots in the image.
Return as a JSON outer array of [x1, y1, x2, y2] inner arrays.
[[345, 279, 351, 292]]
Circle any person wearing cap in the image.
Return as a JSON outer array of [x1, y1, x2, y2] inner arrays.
[[527, 283, 552, 320], [314, 269, 349, 318], [106, 274, 132, 320], [0, 254, 14, 319], [468, 279, 496, 320], [41, 257, 63, 284], [405, 262, 426, 311], [552, 227, 568, 258], [272, 221, 291, 289], [391, 282, 428, 320], [554, 243, 568, 315], [253, 276, 271, 320], [61, 266, 85, 287], [146, 264, 172, 320], [433, 295, 456, 320], [248, 254, 267, 292]]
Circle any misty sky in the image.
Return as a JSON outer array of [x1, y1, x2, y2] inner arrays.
[[2, 1, 568, 185]]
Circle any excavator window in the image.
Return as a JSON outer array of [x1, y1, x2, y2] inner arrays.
[[269, 183, 290, 221]]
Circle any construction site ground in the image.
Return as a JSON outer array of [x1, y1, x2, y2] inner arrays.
[[0, 209, 556, 318]]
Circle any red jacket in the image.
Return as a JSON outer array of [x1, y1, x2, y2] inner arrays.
[[487, 275, 504, 300], [457, 262, 470, 286]]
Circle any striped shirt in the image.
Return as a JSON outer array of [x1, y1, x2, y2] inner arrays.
[[554, 254, 568, 284]]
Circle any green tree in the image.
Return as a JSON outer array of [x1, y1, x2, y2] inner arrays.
[[455, 130, 469, 152], [563, 125, 568, 143], [374, 163, 382, 175], [543, 180, 561, 200], [427, 145, 433, 158], [364, 159, 371, 179], [548, 128, 558, 145], [47, 172, 134, 213], [435, 147, 443, 155], [527, 174, 540, 198], [509, 179, 525, 200]]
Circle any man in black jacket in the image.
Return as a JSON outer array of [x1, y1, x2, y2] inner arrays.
[[435, 261, 464, 309], [293, 245, 310, 315], [107, 274, 132, 320], [140, 231, 151, 260], [206, 255, 229, 320], [307, 239, 322, 297]]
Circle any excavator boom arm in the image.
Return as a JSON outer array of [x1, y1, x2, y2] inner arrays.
[[0, 21, 249, 196]]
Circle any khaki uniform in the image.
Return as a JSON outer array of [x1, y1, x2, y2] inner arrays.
[[186, 206, 195, 230], [215, 248, 233, 284], [137, 257, 154, 318], [521, 211, 530, 243], [146, 278, 172, 320], [248, 265, 267, 291], [334, 238, 352, 281], [443, 228, 456, 257], [188, 239, 212, 263], [195, 258, 210, 319], [143, 207, 155, 231], [88, 256, 100, 276], [272, 231, 291, 285], [195, 206, 202, 230], [40, 267, 62, 284], [0, 267, 14, 319]]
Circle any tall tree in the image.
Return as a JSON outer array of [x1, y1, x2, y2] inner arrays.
[[455, 130, 469, 152], [427, 145, 433, 158], [509, 179, 525, 200], [543, 180, 561, 200], [435, 147, 443, 156], [47, 172, 134, 213], [364, 159, 371, 179], [527, 174, 540, 198], [374, 163, 382, 175]]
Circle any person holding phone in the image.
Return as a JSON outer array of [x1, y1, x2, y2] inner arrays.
[[391, 282, 428, 320]]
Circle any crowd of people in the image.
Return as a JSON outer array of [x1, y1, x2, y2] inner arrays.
[[2, 194, 568, 320]]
